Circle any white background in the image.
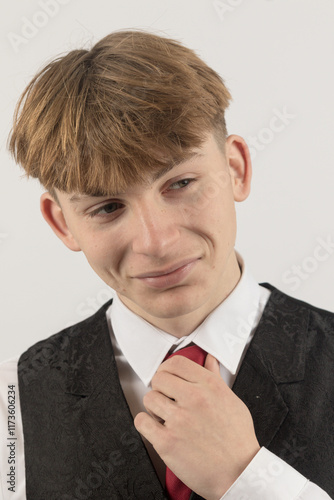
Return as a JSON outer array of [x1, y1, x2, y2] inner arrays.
[[0, 0, 333, 362]]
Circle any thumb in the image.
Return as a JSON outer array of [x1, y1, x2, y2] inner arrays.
[[204, 353, 220, 375]]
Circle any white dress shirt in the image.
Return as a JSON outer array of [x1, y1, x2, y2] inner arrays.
[[0, 256, 331, 499]]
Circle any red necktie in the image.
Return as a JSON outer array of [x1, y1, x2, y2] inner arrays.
[[164, 345, 207, 500]]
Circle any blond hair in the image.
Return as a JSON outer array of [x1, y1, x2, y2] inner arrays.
[[9, 30, 231, 196]]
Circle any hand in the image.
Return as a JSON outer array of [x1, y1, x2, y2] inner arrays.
[[134, 354, 260, 500]]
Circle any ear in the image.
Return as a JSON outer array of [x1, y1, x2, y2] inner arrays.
[[225, 135, 252, 202], [40, 192, 81, 252]]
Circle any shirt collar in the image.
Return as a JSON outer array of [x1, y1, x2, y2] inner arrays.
[[108, 253, 269, 387]]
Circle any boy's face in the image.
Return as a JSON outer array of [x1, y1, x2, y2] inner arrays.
[[42, 133, 251, 335]]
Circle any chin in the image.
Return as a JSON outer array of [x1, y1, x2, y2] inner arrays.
[[141, 289, 206, 320]]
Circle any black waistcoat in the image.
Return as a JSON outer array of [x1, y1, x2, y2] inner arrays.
[[18, 285, 334, 499]]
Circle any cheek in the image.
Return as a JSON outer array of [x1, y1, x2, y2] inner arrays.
[[183, 184, 235, 228], [80, 234, 123, 272], [198, 193, 237, 251], [177, 187, 220, 225]]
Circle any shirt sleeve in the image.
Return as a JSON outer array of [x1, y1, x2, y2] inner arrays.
[[0, 357, 26, 500], [221, 447, 332, 499]]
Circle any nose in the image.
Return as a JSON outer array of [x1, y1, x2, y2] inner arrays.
[[131, 202, 180, 257]]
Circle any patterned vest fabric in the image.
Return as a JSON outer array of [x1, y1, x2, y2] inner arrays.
[[18, 284, 334, 499]]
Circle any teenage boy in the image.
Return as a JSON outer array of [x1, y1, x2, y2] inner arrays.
[[1, 30, 333, 499]]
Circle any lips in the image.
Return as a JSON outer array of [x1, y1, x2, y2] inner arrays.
[[134, 258, 199, 279], [133, 258, 200, 289]]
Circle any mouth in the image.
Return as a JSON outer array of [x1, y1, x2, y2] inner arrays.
[[134, 258, 199, 278], [133, 258, 200, 289]]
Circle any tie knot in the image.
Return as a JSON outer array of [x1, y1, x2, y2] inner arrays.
[[164, 344, 207, 366]]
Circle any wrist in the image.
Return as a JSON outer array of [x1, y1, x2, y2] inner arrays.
[[209, 444, 262, 500]]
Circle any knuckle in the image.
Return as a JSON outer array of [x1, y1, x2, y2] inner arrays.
[[142, 391, 152, 407], [189, 386, 209, 407], [166, 355, 183, 369], [152, 370, 167, 387], [173, 406, 188, 427], [206, 373, 220, 393]]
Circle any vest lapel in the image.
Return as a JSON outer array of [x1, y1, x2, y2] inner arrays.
[[232, 349, 289, 447], [233, 284, 309, 447], [19, 300, 167, 499]]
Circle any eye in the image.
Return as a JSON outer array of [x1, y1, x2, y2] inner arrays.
[[88, 202, 123, 218], [168, 178, 195, 190]]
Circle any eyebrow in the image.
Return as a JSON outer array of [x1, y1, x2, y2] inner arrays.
[[69, 151, 203, 203], [151, 151, 203, 182], [69, 193, 105, 203]]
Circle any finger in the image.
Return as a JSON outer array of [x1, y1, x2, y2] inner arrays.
[[134, 410, 165, 445], [157, 354, 207, 382], [151, 370, 189, 401], [143, 390, 176, 422], [144, 402, 165, 424], [204, 353, 221, 375]]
